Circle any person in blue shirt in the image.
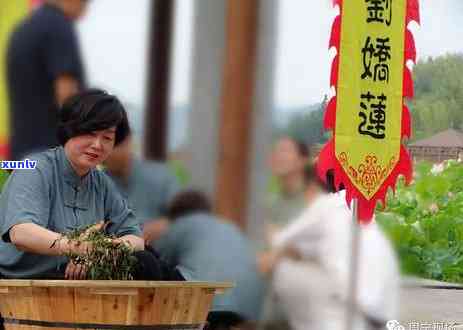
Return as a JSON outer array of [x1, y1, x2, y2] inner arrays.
[[152, 190, 265, 330], [0, 89, 183, 282], [103, 134, 180, 230]]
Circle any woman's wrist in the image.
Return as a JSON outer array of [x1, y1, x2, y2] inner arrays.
[[56, 237, 85, 256], [55, 236, 71, 255]]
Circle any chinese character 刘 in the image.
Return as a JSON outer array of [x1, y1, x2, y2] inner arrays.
[[365, 0, 392, 26]]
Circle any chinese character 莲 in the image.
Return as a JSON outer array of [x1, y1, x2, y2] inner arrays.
[[358, 92, 387, 139]]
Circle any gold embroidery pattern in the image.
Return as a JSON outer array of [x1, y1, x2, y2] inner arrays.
[[338, 152, 396, 196]]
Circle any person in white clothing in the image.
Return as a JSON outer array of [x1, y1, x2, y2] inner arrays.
[[258, 165, 400, 330]]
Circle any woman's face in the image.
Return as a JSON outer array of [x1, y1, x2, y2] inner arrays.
[[64, 127, 116, 175], [270, 138, 305, 177]]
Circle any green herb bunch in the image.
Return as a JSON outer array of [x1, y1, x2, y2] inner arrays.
[[62, 223, 137, 280]]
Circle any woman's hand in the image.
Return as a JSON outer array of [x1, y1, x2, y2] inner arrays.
[[257, 251, 280, 275], [58, 238, 93, 256], [265, 223, 282, 245], [257, 247, 302, 276], [79, 221, 105, 239], [58, 221, 108, 255], [118, 235, 144, 251], [65, 260, 87, 280]]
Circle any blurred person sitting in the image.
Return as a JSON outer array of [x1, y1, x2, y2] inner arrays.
[[151, 190, 265, 330], [266, 137, 310, 240], [258, 137, 309, 330], [103, 134, 180, 239], [6, 0, 88, 160], [259, 165, 400, 330]]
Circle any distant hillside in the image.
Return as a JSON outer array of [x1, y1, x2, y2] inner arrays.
[[410, 53, 463, 141], [273, 101, 328, 146]]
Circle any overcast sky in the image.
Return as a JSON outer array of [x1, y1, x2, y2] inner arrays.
[[77, 0, 463, 110]]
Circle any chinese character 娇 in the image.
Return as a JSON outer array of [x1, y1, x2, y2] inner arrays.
[[361, 36, 391, 82]]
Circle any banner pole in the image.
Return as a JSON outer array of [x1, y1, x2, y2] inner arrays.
[[346, 198, 361, 330]]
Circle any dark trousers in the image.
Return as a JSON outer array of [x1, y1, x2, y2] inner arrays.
[[205, 311, 245, 330], [132, 247, 184, 281]]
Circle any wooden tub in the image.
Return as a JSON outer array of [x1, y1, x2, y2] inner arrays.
[[0, 280, 233, 330]]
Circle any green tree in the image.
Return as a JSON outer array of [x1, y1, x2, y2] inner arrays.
[[277, 54, 463, 145], [276, 96, 329, 146], [410, 53, 463, 140]]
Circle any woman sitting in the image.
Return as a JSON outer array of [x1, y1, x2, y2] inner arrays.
[[0, 89, 183, 281]]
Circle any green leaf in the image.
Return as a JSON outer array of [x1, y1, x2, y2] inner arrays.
[[0, 170, 10, 191], [378, 159, 463, 284]]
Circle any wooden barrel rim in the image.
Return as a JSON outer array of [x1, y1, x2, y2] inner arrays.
[[3, 318, 203, 329], [0, 280, 234, 289]]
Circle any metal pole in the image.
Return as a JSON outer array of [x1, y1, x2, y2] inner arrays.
[[346, 199, 361, 330]]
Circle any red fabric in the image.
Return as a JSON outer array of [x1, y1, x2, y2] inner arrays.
[[405, 29, 416, 63], [329, 15, 341, 50], [332, 0, 343, 9], [403, 66, 414, 98], [29, 0, 43, 9], [317, 140, 334, 184], [406, 0, 421, 25], [402, 105, 412, 139], [317, 143, 413, 223], [0, 140, 10, 161], [324, 97, 337, 130], [330, 55, 339, 89]]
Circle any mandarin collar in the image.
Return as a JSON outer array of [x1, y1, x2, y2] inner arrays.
[[57, 147, 92, 188]]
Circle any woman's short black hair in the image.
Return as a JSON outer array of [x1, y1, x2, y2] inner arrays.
[[294, 139, 310, 158], [57, 89, 130, 146], [166, 190, 212, 221]]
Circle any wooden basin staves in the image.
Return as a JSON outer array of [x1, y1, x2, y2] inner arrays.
[[0, 280, 233, 330]]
